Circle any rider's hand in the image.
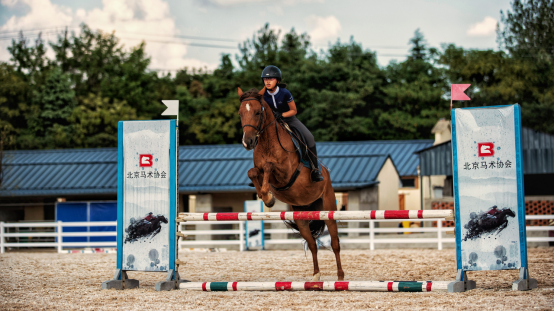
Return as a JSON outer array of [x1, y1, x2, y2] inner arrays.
[[274, 111, 283, 119]]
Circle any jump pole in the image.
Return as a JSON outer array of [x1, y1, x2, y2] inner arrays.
[[177, 210, 453, 222], [181, 281, 450, 292]]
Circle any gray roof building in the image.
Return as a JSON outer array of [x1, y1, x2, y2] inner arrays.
[[1, 140, 432, 197]]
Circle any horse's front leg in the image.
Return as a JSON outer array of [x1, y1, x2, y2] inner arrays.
[[247, 167, 263, 199], [259, 162, 276, 207]]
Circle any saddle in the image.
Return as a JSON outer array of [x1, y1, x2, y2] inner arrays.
[[280, 122, 310, 168]]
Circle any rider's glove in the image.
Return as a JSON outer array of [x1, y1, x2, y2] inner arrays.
[[274, 111, 283, 119]]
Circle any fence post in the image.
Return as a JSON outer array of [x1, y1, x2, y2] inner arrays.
[[0, 222, 4, 254], [57, 221, 63, 253], [369, 220, 375, 251], [437, 219, 443, 250], [239, 222, 244, 252]]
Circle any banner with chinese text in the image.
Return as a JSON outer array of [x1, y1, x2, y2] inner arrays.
[[452, 104, 528, 272], [119, 120, 176, 272]]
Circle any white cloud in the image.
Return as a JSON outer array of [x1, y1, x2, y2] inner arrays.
[[0, 0, 73, 31], [0, 0, 73, 62], [197, 0, 322, 7], [76, 0, 188, 71], [0, 0, 209, 71], [305, 15, 341, 44], [467, 16, 497, 37], [197, 0, 267, 7], [1, 0, 18, 7]]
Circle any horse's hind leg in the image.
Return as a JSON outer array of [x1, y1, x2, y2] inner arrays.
[[325, 220, 344, 281], [295, 220, 320, 280], [322, 180, 344, 281]]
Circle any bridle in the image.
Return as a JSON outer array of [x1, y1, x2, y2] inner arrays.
[[240, 97, 275, 147]]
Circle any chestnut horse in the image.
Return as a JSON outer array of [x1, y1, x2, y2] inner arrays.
[[238, 87, 344, 281]]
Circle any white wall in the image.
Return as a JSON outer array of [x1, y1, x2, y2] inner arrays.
[[377, 158, 400, 210]]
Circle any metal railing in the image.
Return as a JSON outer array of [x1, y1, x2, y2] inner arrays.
[[1, 215, 552, 253]]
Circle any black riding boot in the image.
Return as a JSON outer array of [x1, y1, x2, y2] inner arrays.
[[308, 145, 324, 182]]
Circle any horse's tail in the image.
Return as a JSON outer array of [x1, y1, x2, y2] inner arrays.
[[283, 220, 326, 241]]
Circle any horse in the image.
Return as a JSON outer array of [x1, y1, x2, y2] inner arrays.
[[124, 214, 169, 243], [463, 207, 516, 241], [238, 87, 344, 281]]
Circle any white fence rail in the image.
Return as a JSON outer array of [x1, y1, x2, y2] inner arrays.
[[1, 215, 553, 253]]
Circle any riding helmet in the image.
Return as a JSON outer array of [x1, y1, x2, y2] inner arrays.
[[261, 65, 282, 82]]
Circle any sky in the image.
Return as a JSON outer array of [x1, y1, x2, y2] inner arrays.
[[0, 0, 512, 73]]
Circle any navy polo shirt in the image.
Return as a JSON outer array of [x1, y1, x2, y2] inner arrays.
[[263, 87, 294, 113]]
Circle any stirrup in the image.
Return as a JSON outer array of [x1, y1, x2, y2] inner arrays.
[[311, 169, 324, 183]]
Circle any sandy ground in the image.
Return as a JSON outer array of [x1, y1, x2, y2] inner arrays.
[[0, 248, 552, 311]]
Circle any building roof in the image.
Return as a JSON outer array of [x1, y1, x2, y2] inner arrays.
[[416, 127, 554, 176], [1, 140, 430, 197], [179, 154, 392, 193], [179, 140, 432, 177]]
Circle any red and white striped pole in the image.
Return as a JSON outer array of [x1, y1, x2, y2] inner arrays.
[[177, 210, 453, 222]]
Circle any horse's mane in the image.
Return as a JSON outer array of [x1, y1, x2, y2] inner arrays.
[[240, 88, 263, 102]]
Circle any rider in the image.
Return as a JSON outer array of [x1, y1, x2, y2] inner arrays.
[[487, 205, 499, 218], [144, 212, 155, 222], [261, 65, 324, 182]]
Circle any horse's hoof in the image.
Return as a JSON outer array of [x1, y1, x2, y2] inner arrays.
[[312, 273, 321, 281], [265, 193, 275, 208]]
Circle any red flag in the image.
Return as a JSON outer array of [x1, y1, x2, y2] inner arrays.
[[451, 84, 471, 110]]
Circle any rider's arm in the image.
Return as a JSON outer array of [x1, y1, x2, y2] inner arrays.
[[282, 100, 297, 118]]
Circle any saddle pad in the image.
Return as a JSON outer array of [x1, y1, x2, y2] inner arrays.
[[289, 133, 321, 171]]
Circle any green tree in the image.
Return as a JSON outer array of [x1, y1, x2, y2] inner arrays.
[[380, 29, 447, 139], [0, 63, 28, 149], [69, 94, 137, 147], [498, 0, 554, 133]]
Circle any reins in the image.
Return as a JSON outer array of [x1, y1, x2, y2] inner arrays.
[[240, 96, 329, 171]]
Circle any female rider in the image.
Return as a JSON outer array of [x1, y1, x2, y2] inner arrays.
[[261, 65, 324, 183]]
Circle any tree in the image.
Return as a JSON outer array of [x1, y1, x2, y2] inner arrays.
[[498, 0, 554, 134], [380, 29, 447, 139]]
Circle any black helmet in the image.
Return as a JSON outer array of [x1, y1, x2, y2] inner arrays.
[[261, 65, 282, 82]]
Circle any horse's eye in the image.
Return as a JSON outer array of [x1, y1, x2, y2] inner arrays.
[[256, 112, 261, 115]]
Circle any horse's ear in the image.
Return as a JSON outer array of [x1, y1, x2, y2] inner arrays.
[[258, 87, 265, 95], [238, 87, 243, 97]]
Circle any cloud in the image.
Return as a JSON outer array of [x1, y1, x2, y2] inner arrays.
[[76, 0, 188, 71], [0, 0, 213, 71], [197, 0, 322, 7], [305, 15, 341, 44], [0, 0, 73, 31], [467, 16, 497, 37], [0, 0, 73, 61], [196, 0, 267, 7]]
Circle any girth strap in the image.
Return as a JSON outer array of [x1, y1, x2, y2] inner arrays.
[[271, 162, 305, 192]]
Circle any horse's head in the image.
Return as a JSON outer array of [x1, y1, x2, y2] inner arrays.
[[157, 215, 169, 224], [238, 87, 266, 150], [503, 208, 516, 218]]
